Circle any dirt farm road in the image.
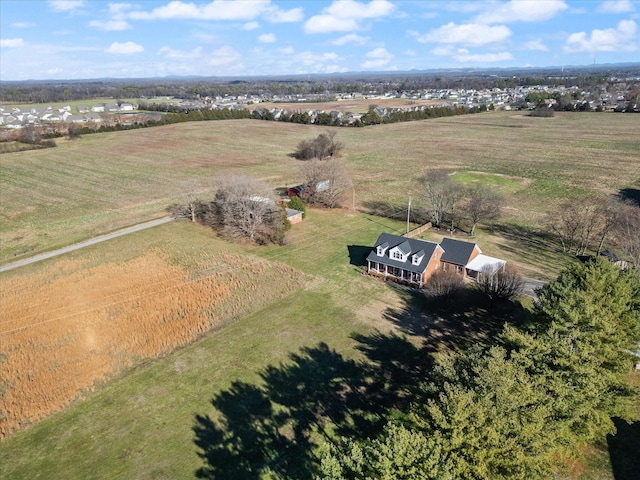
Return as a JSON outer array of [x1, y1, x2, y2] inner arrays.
[[0, 217, 174, 273]]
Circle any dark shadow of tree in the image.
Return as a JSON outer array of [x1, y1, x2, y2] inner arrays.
[[382, 285, 532, 353], [492, 223, 565, 280], [193, 336, 432, 479], [360, 200, 429, 224], [193, 286, 532, 479], [618, 188, 640, 207], [607, 417, 640, 480], [347, 245, 371, 267]]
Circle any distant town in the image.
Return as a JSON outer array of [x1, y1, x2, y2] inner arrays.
[[1, 65, 638, 136]]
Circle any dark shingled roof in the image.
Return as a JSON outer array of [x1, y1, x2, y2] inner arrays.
[[440, 238, 480, 266], [366, 233, 440, 274]]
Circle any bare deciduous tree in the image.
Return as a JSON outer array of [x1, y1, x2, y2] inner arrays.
[[477, 264, 523, 304], [547, 199, 611, 256], [199, 175, 288, 244], [419, 169, 459, 228], [614, 199, 640, 265], [425, 269, 465, 302], [294, 130, 343, 160], [168, 179, 209, 222], [299, 158, 352, 208], [464, 184, 504, 236]]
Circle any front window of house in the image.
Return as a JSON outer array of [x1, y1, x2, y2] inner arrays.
[[392, 250, 404, 260]]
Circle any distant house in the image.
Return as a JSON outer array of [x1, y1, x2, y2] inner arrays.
[[367, 233, 444, 287], [85, 113, 103, 123], [104, 103, 120, 112], [91, 104, 105, 112], [367, 233, 506, 287], [287, 180, 330, 198], [120, 103, 135, 111]]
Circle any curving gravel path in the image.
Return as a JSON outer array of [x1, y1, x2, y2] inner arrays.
[[0, 217, 174, 273]]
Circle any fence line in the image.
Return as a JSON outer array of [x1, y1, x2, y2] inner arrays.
[[403, 222, 432, 238]]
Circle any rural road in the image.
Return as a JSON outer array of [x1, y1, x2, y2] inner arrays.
[[521, 277, 546, 299], [0, 217, 174, 273]]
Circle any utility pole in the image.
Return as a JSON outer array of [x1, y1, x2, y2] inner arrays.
[[406, 196, 412, 234]]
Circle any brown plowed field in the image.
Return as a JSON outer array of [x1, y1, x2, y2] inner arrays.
[[0, 251, 304, 437]]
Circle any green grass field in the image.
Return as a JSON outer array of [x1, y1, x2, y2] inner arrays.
[[1, 111, 639, 264], [0, 210, 410, 479], [1, 112, 639, 478]]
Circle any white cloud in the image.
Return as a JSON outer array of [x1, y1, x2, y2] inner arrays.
[[304, 16, 359, 33], [429, 46, 454, 56], [11, 22, 34, 28], [420, 11, 439, 19], [48, 0, 85, 12], [361, 47, 393, 68], [475, 0, 568, 24], [278, 46, 295, 55], [598, 1, 635, 13], [243, 21, 260, 30], [564, 19, 638, 52], [0, 38, 25, 48], [305, 0, 396, 33], [108, 3, 134, 15], [208, 46, 241, 66], [265, 6, 304, 23], [296, 51, 339, 66], [158, 46, 203, 59], [523, 39, 548, 51], [106, 41, 144, 54], [331, 33, 369, 46], [128, 0, 283, 21], [89, 20, 132, 31], [417, 22, 512, 46], [453, 49, 514, 62], [258, 33, 276, 43]]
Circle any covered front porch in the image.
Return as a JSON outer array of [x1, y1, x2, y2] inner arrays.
[[367, 260, 424, 287]]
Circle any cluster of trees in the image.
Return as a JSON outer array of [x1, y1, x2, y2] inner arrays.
[[170, 175, 289, 245], [420, 169, 504, 235], [294, 131, 343, 160], [319, 258, 640, 479], [17, 124, 56, 149], [547, 193, 640, 265], [251, 104, 485, 128], [291, 132, 352, 209], [297, 158, 352, 209]]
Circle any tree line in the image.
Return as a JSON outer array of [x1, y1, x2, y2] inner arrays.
[[370, 168, 639, 268]]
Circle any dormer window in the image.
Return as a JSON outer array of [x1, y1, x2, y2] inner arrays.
[[392, 250, 405, 261], [389, 246, 408, 262], [376, 242, 389, 257], [412, 251, 425, 265]]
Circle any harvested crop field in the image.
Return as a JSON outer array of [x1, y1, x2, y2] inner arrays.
[[0, 249, 305, 438]]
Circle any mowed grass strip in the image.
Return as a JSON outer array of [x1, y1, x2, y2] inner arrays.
[[2, 112, 639, 262], [0, 209, 408, 479]]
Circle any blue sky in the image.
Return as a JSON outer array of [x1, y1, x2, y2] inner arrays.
[[1, 0, 639, 81]]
